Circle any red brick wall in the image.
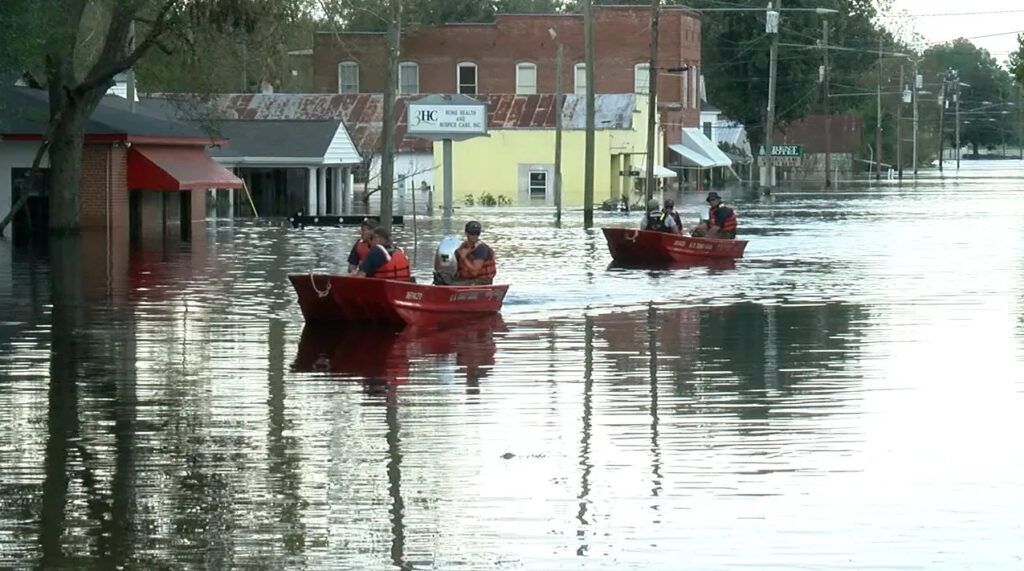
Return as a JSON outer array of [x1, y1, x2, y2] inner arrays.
[[313, 6, 702, 129], [81, 144, 128, 231]]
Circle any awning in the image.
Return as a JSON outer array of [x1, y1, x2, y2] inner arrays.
[[669, 128, 733, 168], [638, 161, 678, 178], [128, 146, 243, 190]]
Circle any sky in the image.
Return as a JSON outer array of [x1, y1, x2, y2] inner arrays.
[[889, 0, 1024, 66]]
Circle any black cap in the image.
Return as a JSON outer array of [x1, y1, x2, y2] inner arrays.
[[465, 221, 482, 234], [706, 192, 722, 203], [664, 198, 675, 208]]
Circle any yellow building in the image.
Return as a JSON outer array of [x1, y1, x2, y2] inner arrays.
[[433, 94, 670, 207]]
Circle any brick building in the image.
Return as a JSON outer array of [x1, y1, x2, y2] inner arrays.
[[312, 5, 703, 152]]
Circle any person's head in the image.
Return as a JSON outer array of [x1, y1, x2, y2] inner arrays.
[[371, 227, 393, 246], [706, 191, 722, 206], [664, 198, 675, 210], [465, 220, 482, 243], [360, 218, 379, 240], [647, 198, 660, 211]]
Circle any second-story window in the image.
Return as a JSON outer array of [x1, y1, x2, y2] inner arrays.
[[516, 62, 537, 95], [399, 62, 419, 95], [634, 63, 650, 94], [458, 62, 478, 95], [338, 61, 359, 94], [574, 63, 586, 95]]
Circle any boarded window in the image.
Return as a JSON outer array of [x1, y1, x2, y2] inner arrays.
[[574, 63, 586, 95], [516, 62, 537, 95], [399, 62, 419, 95], [458, 63, 477, 95], [338, 62, 359, 93]]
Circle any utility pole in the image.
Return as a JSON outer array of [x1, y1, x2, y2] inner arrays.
[[938, 75, 945, 173], [553, 31, 564, 224], [875, 35, 883, 180], [644, 0, 660, 207], [762, 1, 781, 192], [379, 0, 402, 233], [583, 0, 595, 228], [897, 63, 903, 180], [912, 58, 919, 176], [1019, 84, 1023, 160], [822, 20, 831, 187], [955, 70, 961, 170]]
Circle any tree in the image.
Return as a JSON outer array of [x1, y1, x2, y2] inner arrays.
[[1009, 33, 1024, 86], [4, 0, 306, 234]]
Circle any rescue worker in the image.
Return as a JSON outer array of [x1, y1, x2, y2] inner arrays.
[[705, 191, 738, 239], [664, 198, 683, 230], [453, 221, 497, 285], [640, 198, 680, 234], [346, 218, 378, 272], [353, 227, 412, 281]]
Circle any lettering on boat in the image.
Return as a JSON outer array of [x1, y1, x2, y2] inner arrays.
[[673, 239, 713, 251], [449, 291, 482, 302], [405, 291, 424, 301]]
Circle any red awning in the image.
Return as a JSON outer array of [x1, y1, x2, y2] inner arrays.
[[128, 146, 242, 190]]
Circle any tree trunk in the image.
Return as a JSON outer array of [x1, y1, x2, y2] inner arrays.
[[48, 110, 88, 234], [379, 0, 402, 234], [972, 141, 978, 156]]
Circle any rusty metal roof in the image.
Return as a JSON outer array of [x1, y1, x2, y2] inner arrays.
[[209, 93, 636, 153]]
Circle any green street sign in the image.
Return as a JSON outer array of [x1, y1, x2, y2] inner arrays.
[[757, 144, 804, 157]]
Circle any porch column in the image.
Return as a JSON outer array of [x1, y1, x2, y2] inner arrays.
[[306, 167, 316, 215], [331, 167, 344, 215], [345, 168, 354, 214], [317, 167, 328, 216]]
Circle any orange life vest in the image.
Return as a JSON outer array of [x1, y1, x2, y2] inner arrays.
[[354, 239, 371, 263], [372, 245, 412, 281], [458, 242, 497, 283], [709, 205, 738, 232]]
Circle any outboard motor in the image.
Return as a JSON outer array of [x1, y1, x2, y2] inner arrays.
[[432, 235, 463, 285]]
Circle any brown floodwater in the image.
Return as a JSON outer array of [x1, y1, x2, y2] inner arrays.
[[1, 161, 1024, 569]]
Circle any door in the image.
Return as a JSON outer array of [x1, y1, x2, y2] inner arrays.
[[529, 171, 548, 204], [10, 168, 49, 243]]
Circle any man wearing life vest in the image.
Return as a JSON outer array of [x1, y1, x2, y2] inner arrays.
[[347, 218, 378, 272], [453, 221, 497, 285], [705, 191, 738, 239], [664, 198, 683, 230], [352, 227, 412, 281], [640, 198, 680, 234]]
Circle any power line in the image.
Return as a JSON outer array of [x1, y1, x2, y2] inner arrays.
[[908, 9, 1024, 17]]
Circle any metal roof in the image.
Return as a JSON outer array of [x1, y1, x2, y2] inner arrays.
[[207, 120, 361, 165]]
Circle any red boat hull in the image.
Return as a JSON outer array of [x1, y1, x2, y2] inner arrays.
[[601, 227, 747, 264], [288, 274, 508, 326]]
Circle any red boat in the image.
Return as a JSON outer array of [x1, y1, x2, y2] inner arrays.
[[601, 227, 748, 264], [288, 274, 509, 326]]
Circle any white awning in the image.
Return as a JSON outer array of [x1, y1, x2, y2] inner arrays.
[[638, 161, 678, 178], [669, 128, 733, 168]]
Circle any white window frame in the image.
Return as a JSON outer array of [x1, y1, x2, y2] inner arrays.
[[337, 61, 359, 94], [574, 63, 587, 95], [634, 62, 650, 94], [457, 62, 478, 95], [516, 62, 537, 95], [528, 170, 548, 201], [398, 61, 419, 95]]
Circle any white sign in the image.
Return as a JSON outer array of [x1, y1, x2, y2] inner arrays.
[[408, 103, 487, 135]]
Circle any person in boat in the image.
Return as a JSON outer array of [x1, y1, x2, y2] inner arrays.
[[640, 198, 680, 234], [663, 198, 683, 230], [347, 218, 378, 272], [352, 227, 412, 281], [704, 191, 738, 239], [452, 221, 497, 285]]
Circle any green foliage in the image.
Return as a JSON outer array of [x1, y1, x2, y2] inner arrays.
[[464, 194, 476, 206], [1011, 33, 1024, 86]]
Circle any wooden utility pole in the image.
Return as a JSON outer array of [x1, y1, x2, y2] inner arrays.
[[762, 0, 781, 191], [822, 20, 831, 187], [583, 0, 596, 228], [644, 0, 660, 207], [897, 63, 903, 180], [1019, 85, 1023, 160], [554, 36, 564, 223], [875, 35, 883, 180], [938, 76, 945, 173], [379, 0, 402, 233], [955, 70, 961, 170], [912, 58, 919, 176]]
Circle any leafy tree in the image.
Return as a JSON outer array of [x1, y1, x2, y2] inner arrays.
[[1010, 33, 1024, 86], [3, 0, 307, 234]]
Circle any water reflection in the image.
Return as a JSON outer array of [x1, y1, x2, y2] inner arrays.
[[607, 256, 737, 272]]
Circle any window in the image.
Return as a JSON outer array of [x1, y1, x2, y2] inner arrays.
[[398, 62, 419, 95], [516, 62, 537, 95], [338, 61, 359, 94], [529, 171, 548, 201], [574, 63, 586, 95], [634, 63, 650, 94], [457, 62, 477, 95]]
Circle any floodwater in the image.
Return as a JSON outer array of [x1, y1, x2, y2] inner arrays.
[[2, 160, 1024, 569]]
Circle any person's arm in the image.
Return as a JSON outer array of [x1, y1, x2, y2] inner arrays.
[[354, 247, 386, 277], [458, 245, 490, 277], [347, 243, 360, 272], [666, 214, 681, 234]]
